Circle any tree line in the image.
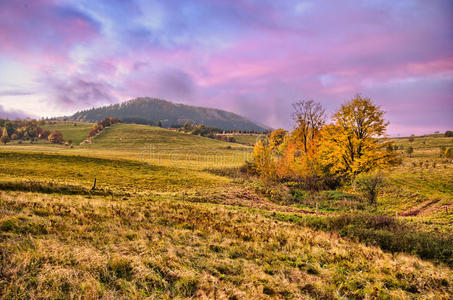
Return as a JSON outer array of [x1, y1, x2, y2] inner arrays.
[[87, 117, 121, 138], [249, 95, 401, 194], [0, 119, 66, 145]]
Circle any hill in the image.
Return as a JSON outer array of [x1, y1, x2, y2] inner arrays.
[[41, 121, 93, 144], [70, 97, 269, 132], [0, 129, 452, 298], [83, 123, 252, 169]]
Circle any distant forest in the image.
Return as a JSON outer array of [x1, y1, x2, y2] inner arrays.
[[70, 97, 269, 132]]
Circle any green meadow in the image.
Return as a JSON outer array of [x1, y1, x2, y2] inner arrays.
[[41, 122, 93, 145], [0, 123, 452, 298]]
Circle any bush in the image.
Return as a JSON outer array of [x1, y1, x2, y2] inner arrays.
[[445, 130, 453, 137], [39, 129, 51, 139], [280, 213, 453, 266], [48, 130, 64, 144], [406, 146, 414, 157], [354, 173, 385, 206], [0, 135, 10, 144], [445, 147, 453, 159], [330, 215, 453, 266]]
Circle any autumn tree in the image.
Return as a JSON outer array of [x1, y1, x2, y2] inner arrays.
[[182, 122, 192, 132], [269, 128, 287, 149], [4, 122, 14, 136], [319, 95, 398, 179], [1, 127, 10, 144], [48, 130, 64, 144], [252, 138, 277, 187], [291, 100, 327, 153], [39, 130, 51, 139]]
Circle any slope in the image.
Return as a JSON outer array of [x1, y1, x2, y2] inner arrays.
[[1, 127, 452, 298], [83, 123, 252, 169], [71, 97, 269, 132]]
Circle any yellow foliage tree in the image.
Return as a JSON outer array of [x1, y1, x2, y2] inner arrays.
[[269, 128, 287, 149], [318, 95, 399, 179], [252, 139, 277, 186], [1, 127, 10, 144]]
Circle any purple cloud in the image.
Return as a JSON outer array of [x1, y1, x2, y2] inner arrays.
[[0, 0, 99, 65], [0, 104, 33, 120], [41, 74, 117, 110], [0, 0, 451, 135]]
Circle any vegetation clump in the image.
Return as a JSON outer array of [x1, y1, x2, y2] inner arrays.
[[249, 95, 400, 192], [0, 118, 54, 143], [354, 172, 385, 206], [48, 130, 64, 144], [87, 117, 120, 139], [277, 213, 453, 267]]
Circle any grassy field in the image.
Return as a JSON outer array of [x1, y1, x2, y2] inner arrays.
[[86, 124, 252, 168], [0, 125, 452, 298], [229, 134, 261, 146], [41, 121, 93, 144], [5, 124, 252, 169]]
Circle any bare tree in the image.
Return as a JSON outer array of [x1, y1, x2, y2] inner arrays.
[[291, 100, 327, 153]]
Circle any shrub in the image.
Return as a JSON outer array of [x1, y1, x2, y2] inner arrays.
[[88, 128, 98, 137], [48, 130, 64, 144], [1, 127, 10, 144], [406, 146, 413, 157], [445, 147, 453, 159], [0, 135, 10, 144], [284, 213, 453, 266], [354, 173, 385, 206], [445, 130, 453, 137], [39, 129, 51, 139]]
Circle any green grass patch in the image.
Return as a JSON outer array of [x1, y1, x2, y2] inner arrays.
[[41, 121, 93, 144]]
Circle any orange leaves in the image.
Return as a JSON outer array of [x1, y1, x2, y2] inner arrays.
[[251, 95, 400, 186]]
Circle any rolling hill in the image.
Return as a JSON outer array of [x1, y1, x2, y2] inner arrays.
[[70, 97, 270, 132], [0, 125, 452, 298]]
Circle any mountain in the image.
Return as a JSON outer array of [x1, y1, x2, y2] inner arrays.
[[70, 97, 270, 132]]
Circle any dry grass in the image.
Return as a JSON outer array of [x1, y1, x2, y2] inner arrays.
[[1, 191, 452, 299], [0, 129, 452, 298]]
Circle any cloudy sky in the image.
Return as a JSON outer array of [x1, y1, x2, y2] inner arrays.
[[0, 0, 452, 135]]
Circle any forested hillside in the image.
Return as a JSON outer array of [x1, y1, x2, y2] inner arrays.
[[71, 98, 269, 132]]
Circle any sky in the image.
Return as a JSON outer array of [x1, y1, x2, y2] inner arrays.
[[0, 0, 452, 135]]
